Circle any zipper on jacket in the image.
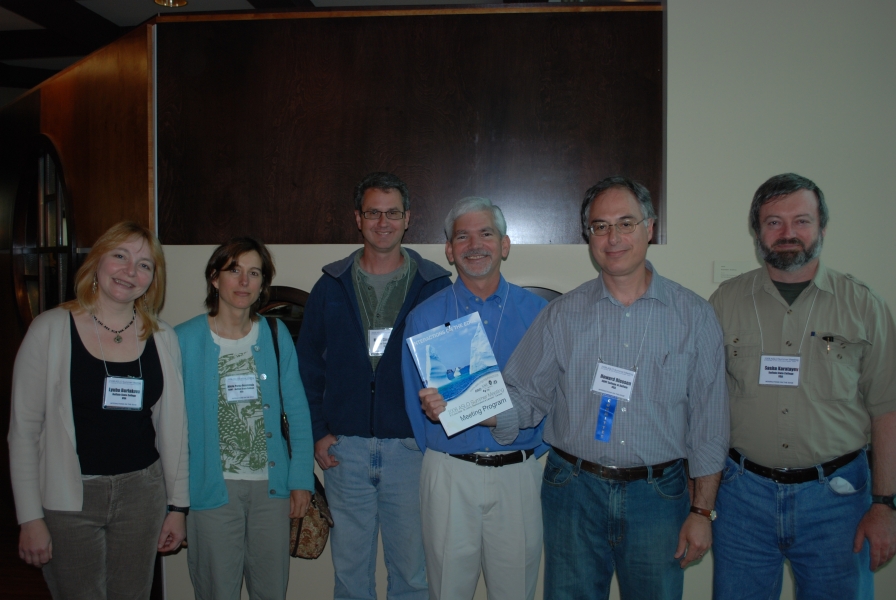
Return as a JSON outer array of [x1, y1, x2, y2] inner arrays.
[[369, 380, 376, 436]]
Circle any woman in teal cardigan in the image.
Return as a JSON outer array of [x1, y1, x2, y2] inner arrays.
[[176, 237, 313, 600]]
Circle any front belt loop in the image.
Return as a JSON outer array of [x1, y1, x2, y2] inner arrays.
[[646, 464, 654, 484], [737, 450, 746, 475], [816, 463, 825, 483]]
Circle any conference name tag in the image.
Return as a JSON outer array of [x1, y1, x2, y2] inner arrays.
[[225, 374, 258, 402], [759, 355, 801, 387], [368, 328, 392, 357], [591, 363, 637, 401], [103, 376, 144, 411]]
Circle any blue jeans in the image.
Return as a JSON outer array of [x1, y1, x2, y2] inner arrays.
[[541, 449, 689, 600], [325, 435, 428, 600], [712, 451, 873, 600]]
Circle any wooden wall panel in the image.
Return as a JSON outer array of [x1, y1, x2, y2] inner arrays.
[[157, 8, 663, 245], [40, 25, 154, 245]]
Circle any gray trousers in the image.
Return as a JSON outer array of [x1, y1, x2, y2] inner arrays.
[[42, 460, 167, 600], [187, 478, 291, 600]]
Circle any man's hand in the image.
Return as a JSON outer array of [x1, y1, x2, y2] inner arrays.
[[157, 511, 186, 553], [674, 512, 712, 568], [19, 518, 52, 567], [315, 434, 339, 470], [290, 489, 312, 519], [420, 388, 447, 422], [853, 503, 896, 570]]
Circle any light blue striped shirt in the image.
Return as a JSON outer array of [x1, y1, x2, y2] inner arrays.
[[494, 262, 729, 477]]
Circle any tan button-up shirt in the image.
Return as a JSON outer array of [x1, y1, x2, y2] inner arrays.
[[709, 263, 896, 468]]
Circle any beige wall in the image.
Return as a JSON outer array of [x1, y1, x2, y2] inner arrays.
[[159, 0, 896, 597]]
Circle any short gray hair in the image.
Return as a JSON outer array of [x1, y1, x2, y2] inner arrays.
[[580, 176, 656, 239], [749, 173, 827, 236], [443, 197, 507, 240]]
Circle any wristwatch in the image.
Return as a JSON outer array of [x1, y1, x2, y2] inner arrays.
[[690, 506, 717, 521], [871, 495, 896, 510], [167, 505, 190, 516]]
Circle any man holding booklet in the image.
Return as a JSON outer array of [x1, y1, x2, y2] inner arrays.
[[401, 197, 548, 600], [491, 177, 730, 600]]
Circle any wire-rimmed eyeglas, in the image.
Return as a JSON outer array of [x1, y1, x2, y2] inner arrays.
[[360, 209, 406, 220], [588, 218, 647, 236]]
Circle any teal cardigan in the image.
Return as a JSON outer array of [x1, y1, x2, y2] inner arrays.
[[176, 314, 313, 511]]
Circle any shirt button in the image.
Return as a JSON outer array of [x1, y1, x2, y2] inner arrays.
[[624, 343, 629, 348], [782, 443, 789, 448], [269, 461, 275, 467], [787, 310, 793, 315], [260, 373, 267, 380], [782, 408, 788, 414], [620, 440, 625, 445], [254, 345, 260, 352], [266, 432, 272, 438], [621, 407, 626, 412], [270, 489, 276, 495], [263, 404, 270, 410], [785, 341, 792, 346], [483, 320, 489, 325], [625, 312, 630, 317]]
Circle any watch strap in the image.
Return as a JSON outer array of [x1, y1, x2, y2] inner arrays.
[[167, 505, 190, 515], [871, 495, 896, 510], [690, 506, 716, 521]]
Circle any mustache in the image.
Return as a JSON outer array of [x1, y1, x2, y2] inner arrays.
[[772, 238, 806, 250], [461, 248, 492, 260]]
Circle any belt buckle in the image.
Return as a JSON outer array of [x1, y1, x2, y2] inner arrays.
[[475, 454, 499, 467]]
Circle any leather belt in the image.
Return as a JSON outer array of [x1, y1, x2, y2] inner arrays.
[[729, 448, 862, 484], [449, 448, 535, 467], [554, 447, 678, 482]]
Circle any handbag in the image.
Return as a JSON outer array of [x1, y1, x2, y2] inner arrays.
[[267, 318, 334, 559]]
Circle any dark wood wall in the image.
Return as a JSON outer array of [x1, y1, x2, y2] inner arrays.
[[156, 6, 663, 245]]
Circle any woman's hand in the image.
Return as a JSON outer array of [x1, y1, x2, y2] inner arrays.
[[19, 518, 52, 566], [157, 511, 186, 553], [290, 489, 312, 519]]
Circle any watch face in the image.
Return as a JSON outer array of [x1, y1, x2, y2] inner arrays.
[[709, 509, 718, 521]]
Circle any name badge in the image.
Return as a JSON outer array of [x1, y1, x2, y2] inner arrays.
[[368, 328, 392, 356], [103, 376, 144, 411], [591, 362, 637, 401], [594, 394, 618, 442], [759, 354, 801, 387], [225, 374, 258, 402]]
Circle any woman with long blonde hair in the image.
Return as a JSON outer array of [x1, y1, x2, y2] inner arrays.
[[9, 221, 189, 599]]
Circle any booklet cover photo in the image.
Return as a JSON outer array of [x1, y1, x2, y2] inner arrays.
[[406, 312, 513, 436]]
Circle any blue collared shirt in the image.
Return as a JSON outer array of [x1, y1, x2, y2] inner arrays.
[[402, 275, 549, 456]]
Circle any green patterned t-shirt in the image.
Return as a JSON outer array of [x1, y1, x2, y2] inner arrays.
[[212, 321, 268, 480]]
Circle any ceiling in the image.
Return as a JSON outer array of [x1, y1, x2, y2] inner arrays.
[[0, 0, 515, 97]]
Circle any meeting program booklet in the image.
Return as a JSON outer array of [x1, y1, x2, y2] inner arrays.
[[406, 312, 513, 436]]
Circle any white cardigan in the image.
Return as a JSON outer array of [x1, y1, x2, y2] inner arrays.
[[8, 308, 189, 524]]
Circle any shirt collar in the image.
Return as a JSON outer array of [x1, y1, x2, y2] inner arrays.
[[754, 260, 835, 298], [592, 260, 670, 307], [453, 274, 509, 305]]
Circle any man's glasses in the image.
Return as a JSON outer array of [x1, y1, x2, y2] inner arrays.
[[360, 209, 406, 220], [588, 218, 647, 236]]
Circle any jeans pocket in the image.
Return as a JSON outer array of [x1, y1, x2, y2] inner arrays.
[[720, 458, 742, 485], [542, 452, 574, 487], [650, 462, 687, 500], [826, 455, 869, 497], [399, 437, 420, 451]]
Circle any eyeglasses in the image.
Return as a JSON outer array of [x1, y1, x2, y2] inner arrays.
[[360, 209, 406, 220], [588, 218, 647, 236]]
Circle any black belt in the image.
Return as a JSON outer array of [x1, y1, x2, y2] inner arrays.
[[449, 448, 535, 467], [729, 448, 862, 484], [554, 447, 679, 482]]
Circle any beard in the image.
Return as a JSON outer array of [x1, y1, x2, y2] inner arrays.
[[758, 235, 823, 271], [457, 248, 495, 278]]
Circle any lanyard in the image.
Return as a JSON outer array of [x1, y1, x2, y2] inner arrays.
[[750, 274, 819, 355], [92, 311, 142, 379], [452, 280, 507, 354], [596, 284, 654, 372]]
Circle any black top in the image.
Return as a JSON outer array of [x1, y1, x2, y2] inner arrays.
[[772, 279, 813, 306], [69, 313, 163, 475]]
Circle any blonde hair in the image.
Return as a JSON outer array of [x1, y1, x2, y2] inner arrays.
[[61, 221, 166, 340]]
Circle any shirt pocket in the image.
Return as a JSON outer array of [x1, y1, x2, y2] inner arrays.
[[650, 352, 692, 404], [723, 331, 761, 399], [808, 333, 866, 403]]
